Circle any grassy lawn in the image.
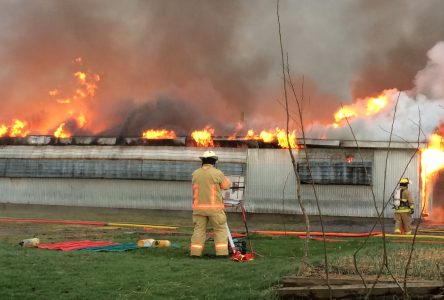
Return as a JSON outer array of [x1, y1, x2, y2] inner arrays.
[[0, 227, 305, 299], [1, 205, 444, 299]]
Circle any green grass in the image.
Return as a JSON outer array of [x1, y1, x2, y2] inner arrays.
[[3, 231, 443, 300], [1, 205, 444, 299], [0, 233, 305, 300]]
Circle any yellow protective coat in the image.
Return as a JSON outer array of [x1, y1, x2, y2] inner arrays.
[[394, 187, 414, 234], [190, 164, 230, 256]]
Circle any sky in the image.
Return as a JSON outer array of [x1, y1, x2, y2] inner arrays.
[[1, 0, 444, 140]]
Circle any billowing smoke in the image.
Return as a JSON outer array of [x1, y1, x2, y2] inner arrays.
[[103, 96, 227, 137], [308, 42, 444, 142], [2, 1, 444, 138], [414, 42, 444, 100], [350, 0, 444, 100], [0, 0, 273, 136]]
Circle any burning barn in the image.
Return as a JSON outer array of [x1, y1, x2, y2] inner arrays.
[[1, 18, 444, 223], [0, 135, 429, 219]]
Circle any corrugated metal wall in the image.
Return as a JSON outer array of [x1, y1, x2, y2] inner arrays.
[[244, 148, 375, 216], [0, 145, 421, 217], [373, 149, 420, 218], [0, 146, 247, 211], [0, 146, 247, 162], [244, 147, 420, 217], [0, 178, 192, 210], [0, 159, 244, 180]]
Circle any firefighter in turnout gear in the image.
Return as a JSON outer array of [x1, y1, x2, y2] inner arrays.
[[393, 178, 415, 235], [190, 151, 231, 257]]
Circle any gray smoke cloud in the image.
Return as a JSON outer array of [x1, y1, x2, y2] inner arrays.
[[350, 1, 444, 100], [1, 0, 444, 138], [308, 42, 444, 142], [414, 42, 444, 100]]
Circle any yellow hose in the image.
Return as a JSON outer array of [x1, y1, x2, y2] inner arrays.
[[107, 222, 178, 230], [382, 233, 444, 240], [418, 229, 444, 233]]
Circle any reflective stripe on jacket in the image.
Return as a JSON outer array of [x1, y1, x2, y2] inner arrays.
[[192, 164, 229, 210]]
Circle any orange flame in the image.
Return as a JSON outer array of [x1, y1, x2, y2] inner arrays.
[[77, 113, 87, 128], [244, 130, 257, 140], [228, 122, 244, 140], [142, 129, 177, 139], [259, 130, 275, 143], [0, 124, 7, 137], [54, 123, 71, 138], [334, 91, 390, 124], [334, 107, 358, 123], [0, 58, 100, 137], [192, 127, 214, 147], [74, 71, 100, 98], [276, 128, 297, 149], [9, 119, 30, 137], [420, 133, 444, 217], [240, 128, 297, 148], [74, 71, 87, 82], [51, 64, 100, 106], [366, 95, 387, 114]]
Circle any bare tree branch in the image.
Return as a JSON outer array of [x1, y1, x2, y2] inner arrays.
[[340, 92, 408, 298], [276, 0, 311, 271], [377, 125, 423, 147], [403, 106, 423, 290], [366, 91, 407, 299], [286, 65, 331, 288], [277, 1, 331, 295]]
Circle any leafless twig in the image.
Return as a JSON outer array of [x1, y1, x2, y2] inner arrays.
[[340, 92, 408, 298], [276, 0, 311, 272], [286, 66, 331, 289], [403, 106, 423, 290], [277, 1, 330, 296], [367, 91, 408, 299]]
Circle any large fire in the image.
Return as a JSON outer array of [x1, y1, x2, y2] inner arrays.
[[192, 127, 214, 147], [239, 128, 297, 149], [420, 133, 444, 218], [142, 129, 176, 139], [0, 57, 301, 149], [0, 119, 30, 138], [0, 57, 98, 139], [54, 123, 71, 139], [140, 126, 298, 149], [333, 90, 390, 124]]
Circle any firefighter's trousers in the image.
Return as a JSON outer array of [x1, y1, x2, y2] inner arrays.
[[190, 210, 228, 256], [394, 212, 412, 234]]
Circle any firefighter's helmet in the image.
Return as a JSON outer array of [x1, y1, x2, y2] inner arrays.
[[199, 150, 218, 160], [400, 178, 411, 185]]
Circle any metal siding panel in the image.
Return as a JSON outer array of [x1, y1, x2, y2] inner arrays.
[[0, 146, 248, 163], [141, 160, 196, 181], [0, 146, 420, 218], [245, 149, 296, 213], [373, 149, 420, 218], [245, 148, 376, 217], [0, 178, 192, 210], [0, 159, 245, 181]]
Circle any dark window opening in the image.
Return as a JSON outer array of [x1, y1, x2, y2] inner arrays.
[[297, 161, 372, 185]]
